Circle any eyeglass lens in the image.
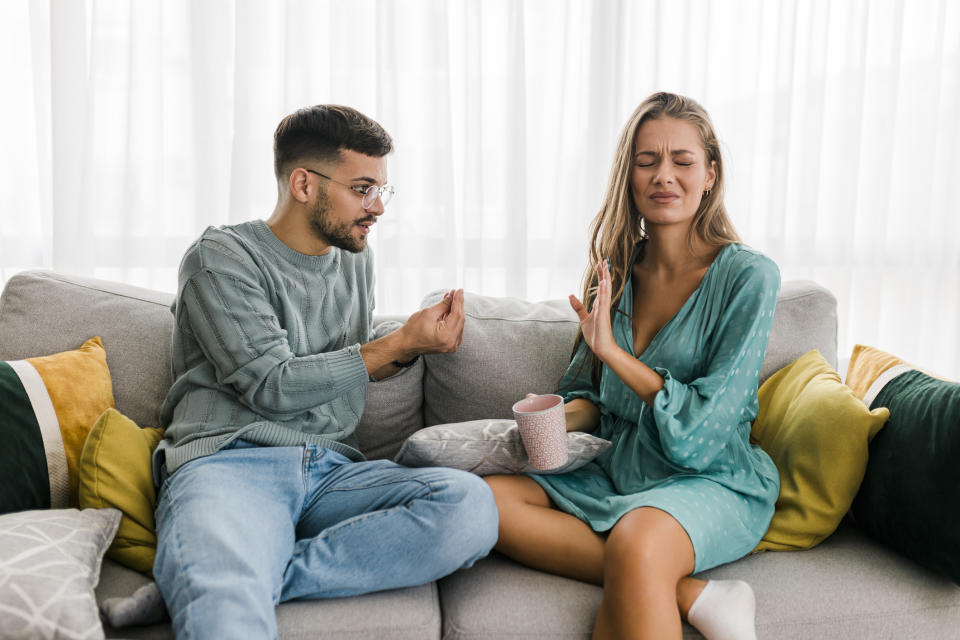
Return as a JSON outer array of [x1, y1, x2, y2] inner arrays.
[[363, 186, 393, 209]]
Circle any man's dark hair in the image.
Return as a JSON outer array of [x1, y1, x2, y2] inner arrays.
[[273, 105, 393, 178]]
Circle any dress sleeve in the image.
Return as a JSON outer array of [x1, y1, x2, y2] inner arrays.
[[556, 339, 603, 407], [650, 254, 780, 472], [175, 246, 368, 421]]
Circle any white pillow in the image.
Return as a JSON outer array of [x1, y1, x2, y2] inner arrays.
[[394, 419, 611, 476], [0, 508, 120, 639]]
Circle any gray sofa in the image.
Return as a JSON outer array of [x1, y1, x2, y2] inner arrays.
[[1, 269, 958, 639]]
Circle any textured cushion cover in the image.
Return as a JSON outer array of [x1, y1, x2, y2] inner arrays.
[[847, 345, 960, 584], [0, 337, 115, 514], [356, 321, 426, 461], [751, 350, 888, 552], [0, 507, 120, 639], [420, 291, 579, 426], [79, 409, 164, 576], [394, 419, 611, 476]]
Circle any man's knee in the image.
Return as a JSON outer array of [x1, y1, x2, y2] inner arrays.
[[431, 469, 499, 557]]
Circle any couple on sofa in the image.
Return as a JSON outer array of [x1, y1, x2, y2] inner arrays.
[[154, 95, 779, 640]]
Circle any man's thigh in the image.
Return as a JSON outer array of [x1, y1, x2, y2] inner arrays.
[[296, 451, 478, 538], [155, 444, 304, 607]]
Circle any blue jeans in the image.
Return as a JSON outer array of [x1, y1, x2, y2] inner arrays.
[[153, 441, 498, 639]]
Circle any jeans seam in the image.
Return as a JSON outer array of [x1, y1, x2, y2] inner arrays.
[[160, 481, 200, 640]]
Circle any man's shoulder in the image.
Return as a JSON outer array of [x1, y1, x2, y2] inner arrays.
[[181, 222, 265, 278]]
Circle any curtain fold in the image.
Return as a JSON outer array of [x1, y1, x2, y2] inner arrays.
[[1, 0, 958, 377]]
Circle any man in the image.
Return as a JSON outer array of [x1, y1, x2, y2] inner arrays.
[[153, 105, 498, 637]]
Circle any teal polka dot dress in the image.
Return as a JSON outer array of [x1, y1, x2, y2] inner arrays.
[[531, 243, 781, 573]]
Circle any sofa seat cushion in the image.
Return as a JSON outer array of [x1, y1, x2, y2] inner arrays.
[[438, 522, 960, 640], [96, 560, 443, 640]]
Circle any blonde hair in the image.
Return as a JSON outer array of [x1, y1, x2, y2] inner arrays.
[[572, 92, 741, 386]]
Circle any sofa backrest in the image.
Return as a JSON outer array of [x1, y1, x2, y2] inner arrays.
[[418, 280, 838, 426], [0, 271, 837, 451], [0, 271, 174, 429]]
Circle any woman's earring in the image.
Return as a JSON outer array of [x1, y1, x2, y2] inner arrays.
[[704, 188, 712, 197]]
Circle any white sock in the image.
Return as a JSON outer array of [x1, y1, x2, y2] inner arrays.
[[687, 579, 757, 640], [100, 581, 168, 628]]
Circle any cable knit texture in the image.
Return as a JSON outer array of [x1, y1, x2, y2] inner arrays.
[[155, 220, 374, 480]]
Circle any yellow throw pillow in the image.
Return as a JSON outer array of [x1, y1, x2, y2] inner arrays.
[[751, 350, 889, 552], [78, 408, 163, 576], [0, 337, 115, 514]]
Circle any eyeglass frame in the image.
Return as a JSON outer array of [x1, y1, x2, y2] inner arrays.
[[304, 168, 395, 210]]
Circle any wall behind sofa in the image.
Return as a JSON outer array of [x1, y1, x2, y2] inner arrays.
[[1, 0, 958, 378]]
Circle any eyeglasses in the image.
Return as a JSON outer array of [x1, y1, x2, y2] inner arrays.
[[305, 169, 395, 209]]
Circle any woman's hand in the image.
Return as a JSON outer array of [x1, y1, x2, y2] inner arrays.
[[569, 258, 618, 362]]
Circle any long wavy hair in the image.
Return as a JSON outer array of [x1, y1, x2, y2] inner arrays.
[[571, 92, 742, 388]]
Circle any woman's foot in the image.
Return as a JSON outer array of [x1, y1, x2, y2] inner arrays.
[[686, 579, 757, 640]]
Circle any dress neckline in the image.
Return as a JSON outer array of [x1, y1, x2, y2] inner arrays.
[[621, 242, 735, 359]]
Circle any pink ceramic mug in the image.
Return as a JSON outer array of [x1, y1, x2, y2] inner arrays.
[[511, 394, 569, 471]]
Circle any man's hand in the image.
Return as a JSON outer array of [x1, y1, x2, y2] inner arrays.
[[361, 289, 466, 379], [398, 289, 466, 356]]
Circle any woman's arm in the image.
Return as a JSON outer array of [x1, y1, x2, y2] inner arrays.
[[572, 252, 781, 472], [564, 397, 601, 432], [569, 259, 664, 406]]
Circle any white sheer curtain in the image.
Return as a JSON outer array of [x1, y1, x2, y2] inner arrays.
[[2, 0, 958, 378]]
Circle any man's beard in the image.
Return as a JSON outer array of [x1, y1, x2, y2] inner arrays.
[[308, 193, 372, 254]]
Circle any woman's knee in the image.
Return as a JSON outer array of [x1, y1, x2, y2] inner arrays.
[[604, 508, 695, 582]]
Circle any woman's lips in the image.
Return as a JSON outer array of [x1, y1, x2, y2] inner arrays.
[[651, 193, 679, 204]]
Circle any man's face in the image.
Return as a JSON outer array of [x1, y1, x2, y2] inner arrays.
[[307, 149, 387, 254]]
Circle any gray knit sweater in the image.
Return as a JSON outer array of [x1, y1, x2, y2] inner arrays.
[[155, 220, 374, 480]]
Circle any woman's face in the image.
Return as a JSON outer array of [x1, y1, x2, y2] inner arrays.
[[630, 117, 716, 232]]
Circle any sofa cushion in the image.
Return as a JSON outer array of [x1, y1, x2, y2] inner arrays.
[[0, 508, 120, 639], [0, 270, 174, 429], [95, 559, 443, 639], [761, 280, 838, 383], [355, 321, 426, 461], [393, 419, 611, 476], [846, 344, 960, 584], [751, 350, 888, 552], [0, 336, 115, 514], [79, 408, 163, 576], [438, 522, 960, 640], [420, 291, 579, 426]]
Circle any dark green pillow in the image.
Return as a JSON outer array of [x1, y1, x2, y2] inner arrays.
[[852, 369, 960, 584]]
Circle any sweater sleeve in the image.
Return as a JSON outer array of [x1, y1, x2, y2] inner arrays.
[[649, 254, 780, 472], [176, 252, 368, 421]]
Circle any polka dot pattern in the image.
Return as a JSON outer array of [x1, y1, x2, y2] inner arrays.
[[533, 244, 781, 573]]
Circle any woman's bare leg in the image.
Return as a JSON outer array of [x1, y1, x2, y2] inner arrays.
[[485, 476, 706, 616], [593, 507, 696, 640]]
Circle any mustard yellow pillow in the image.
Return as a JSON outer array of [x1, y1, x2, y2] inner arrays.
[[0, 337, 115, 514], [78, 408, 163, 576], [751, 350, 889, 552]]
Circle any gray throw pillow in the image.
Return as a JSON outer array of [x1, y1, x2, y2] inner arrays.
[[394, 419, 611, 476], [0, 507, 121, 639], [420, 291, 580, 426], [355, 321, 425, 461]]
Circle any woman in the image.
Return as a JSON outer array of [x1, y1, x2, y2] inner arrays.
[[486, 92, 780, 639]]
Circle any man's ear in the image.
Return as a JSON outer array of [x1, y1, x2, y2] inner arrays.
[[287, 168, 312, 204]]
